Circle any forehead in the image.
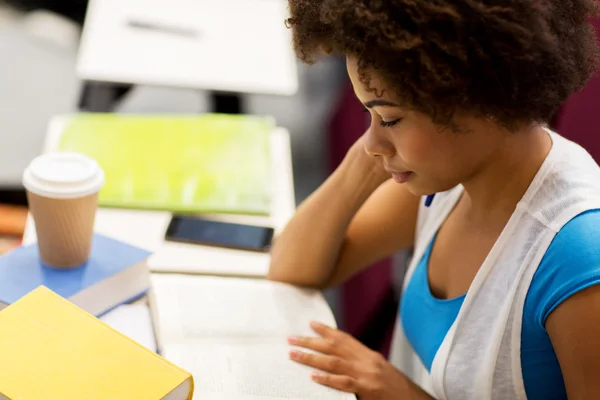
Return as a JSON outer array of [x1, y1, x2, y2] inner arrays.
[[345, 56, 395, 104]]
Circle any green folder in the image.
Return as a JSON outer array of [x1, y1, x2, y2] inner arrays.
[[58, 113, 274, 215]]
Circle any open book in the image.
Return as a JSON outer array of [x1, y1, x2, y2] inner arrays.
[[151, 274, 356, 400]]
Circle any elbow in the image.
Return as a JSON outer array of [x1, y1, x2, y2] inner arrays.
[[266, 249, 288, 282], [266, 268, 285, 283], [267, 247, 332, 289], [266, 264, 327, 290], [266, 257, 294, 284]]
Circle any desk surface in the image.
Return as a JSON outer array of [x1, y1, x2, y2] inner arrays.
[[77, 0, 299, 96], [23, 116, 296, 278], [18, 115, 343, 398]]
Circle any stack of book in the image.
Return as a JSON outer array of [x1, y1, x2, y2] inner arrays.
[[0, 286, 193, 399], [0, 233, 151, 317]]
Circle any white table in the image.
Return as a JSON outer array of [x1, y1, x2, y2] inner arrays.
[[23, 116, 296, 278], [18, 116, 343, 399], [77, 0, 298, 96]]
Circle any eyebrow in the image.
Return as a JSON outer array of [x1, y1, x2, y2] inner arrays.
[[364, 99, 401, 108]]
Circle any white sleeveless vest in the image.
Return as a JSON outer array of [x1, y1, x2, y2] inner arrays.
[[389, 131, 600, 399]]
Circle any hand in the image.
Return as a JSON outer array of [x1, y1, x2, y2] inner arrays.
[[288, 321, 409, 400], [342, 130, 391, 187], [346, 129, 378, 168]]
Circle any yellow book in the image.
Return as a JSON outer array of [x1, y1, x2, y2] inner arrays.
[[0, 286, 194, 400]]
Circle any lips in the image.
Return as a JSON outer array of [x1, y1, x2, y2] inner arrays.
[[385, 168, 414, 183]]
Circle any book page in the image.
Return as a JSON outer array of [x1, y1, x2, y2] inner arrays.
[[151, 274, 336, 342], [165, 340, 355, 400], [100, 302, 157, 353], [152, 274, 355, 400]]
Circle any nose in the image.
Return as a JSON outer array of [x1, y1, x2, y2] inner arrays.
[[364, 126, 396, 158]]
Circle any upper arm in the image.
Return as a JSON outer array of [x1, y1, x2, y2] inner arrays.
[[546, 285, 600, 399], [540, 210, 600, 399], [324, 179, 420, 287]]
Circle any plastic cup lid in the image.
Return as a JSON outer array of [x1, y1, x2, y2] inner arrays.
[[22, 152, 105, 199]]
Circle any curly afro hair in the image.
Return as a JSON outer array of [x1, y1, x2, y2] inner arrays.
[[286, 0, 600, 128]]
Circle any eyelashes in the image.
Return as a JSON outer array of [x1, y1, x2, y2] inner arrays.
[[380, 119, 401, 127], [362, 108, 402, 128]]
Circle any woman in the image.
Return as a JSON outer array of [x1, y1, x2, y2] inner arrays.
[[268, 1, 600, 399]]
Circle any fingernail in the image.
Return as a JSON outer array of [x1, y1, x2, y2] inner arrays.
[[287, 336, 299, 344], [290, 350, 302, 360], [310, 321, 323, 329], [311, 371, 324, 381]]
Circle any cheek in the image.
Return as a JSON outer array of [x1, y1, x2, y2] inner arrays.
[[395, 131, 475, 183], [393, 131, 446, 168]]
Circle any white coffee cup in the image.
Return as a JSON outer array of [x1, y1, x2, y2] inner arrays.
[[23, 153, 105, 268]]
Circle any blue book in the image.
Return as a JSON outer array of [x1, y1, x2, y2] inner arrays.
[[0, 234, 151, 317]]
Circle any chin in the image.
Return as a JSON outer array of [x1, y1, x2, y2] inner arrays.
[[405, 177, 459, 198]]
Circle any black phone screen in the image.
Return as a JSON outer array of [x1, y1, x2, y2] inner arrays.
[[165, 216, 274, 252]]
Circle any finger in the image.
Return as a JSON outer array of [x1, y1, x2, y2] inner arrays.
[[309, 321, 365, 357], [310, 321, 338, 337], [289, 350, 352, 375], [311, 371, 359, 394], [287, 335, 333, 354]]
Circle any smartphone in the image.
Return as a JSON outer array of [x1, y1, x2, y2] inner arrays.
[[165, 215, 274, 252]]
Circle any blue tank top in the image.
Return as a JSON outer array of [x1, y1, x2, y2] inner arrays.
[[400, 209, 600, 400]]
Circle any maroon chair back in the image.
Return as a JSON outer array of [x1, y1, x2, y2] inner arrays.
[[555, 18, 600, 161]]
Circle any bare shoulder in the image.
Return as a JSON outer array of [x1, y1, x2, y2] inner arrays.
[[547, 284, 600, 398]]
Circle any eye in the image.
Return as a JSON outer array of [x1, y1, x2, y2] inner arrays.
[[380, 118, 402, 128]]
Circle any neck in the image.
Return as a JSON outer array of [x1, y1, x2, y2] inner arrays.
[[460, 124, 552, 224]]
